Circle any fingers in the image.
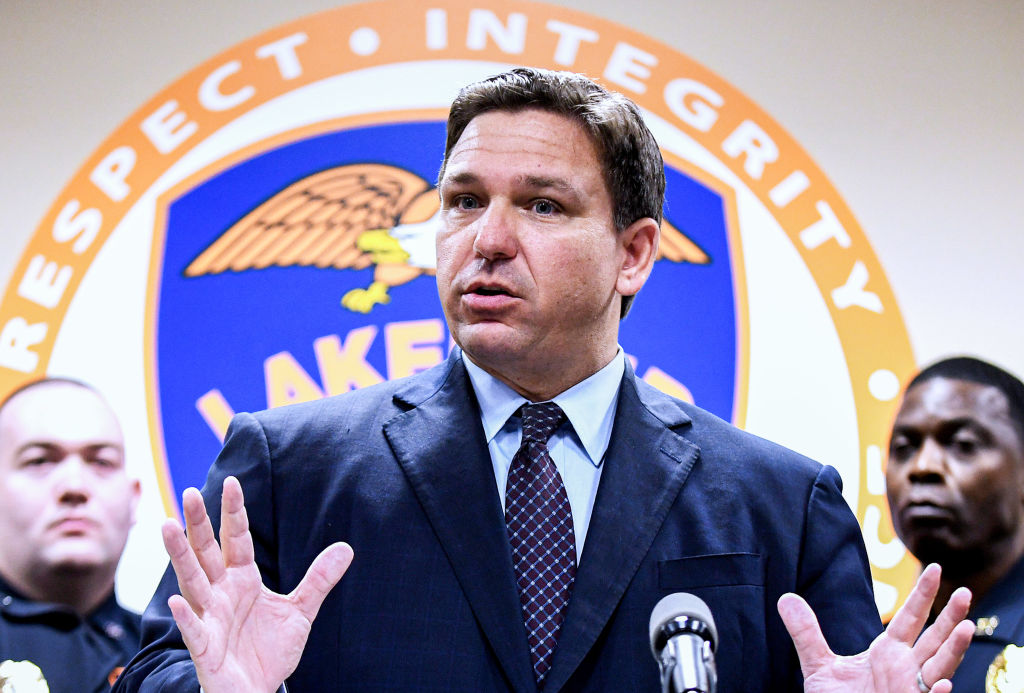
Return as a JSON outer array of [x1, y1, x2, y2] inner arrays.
[[168, 593, 210, 658], [219, 476, 257, 568], [777, 592, 835, 676], [164, 477, 248, 611], [896, 566, 972, 690], [291, 542, 354, 622], [914, 584, 971, 659], [162, 517, 214, 612], [182, 487, 226, 585], [885, 563, 942, 644], [920, 616, 975, 689]]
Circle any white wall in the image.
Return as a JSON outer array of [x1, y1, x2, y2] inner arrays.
[[3, 0, 1021, 380]]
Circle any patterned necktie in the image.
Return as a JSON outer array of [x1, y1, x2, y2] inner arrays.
[[505, 402, 576, 687]]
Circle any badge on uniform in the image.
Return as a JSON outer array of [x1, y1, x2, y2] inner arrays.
[[987, 643, 1024, 692], [978, 616, 1001, 637], [0, 660, 50, 693]]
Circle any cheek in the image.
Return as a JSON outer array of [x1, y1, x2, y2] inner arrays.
[[434, 235, 463, 283], [1, 475, 49, 509], [883, 470, 906, 508], [0, 498, 46, 534]]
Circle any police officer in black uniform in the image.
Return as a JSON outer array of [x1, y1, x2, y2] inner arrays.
[[887, 357, 1024, 693], [0, 378, 142, 692]]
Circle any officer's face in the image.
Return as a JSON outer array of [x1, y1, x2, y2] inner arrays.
[[886, 377, 1024, 570], [0, 384, 140, 586]]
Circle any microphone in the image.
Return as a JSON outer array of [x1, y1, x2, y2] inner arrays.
[[649, 593, 718, 693]]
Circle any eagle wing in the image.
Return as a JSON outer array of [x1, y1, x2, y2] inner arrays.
[[184, 164, 435, 276], [657, 218, 710, 264]]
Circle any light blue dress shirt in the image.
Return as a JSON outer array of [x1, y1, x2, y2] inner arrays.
[[463, 350, 625, 560]]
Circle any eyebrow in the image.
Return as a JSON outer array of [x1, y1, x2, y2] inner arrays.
[[441, 172, 583, 205], [15, 441, 124, 457], [441, 171, 479, 188], [891, 418, 996, 440]]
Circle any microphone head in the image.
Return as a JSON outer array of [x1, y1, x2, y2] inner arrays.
[[649, 592, 718, 656]]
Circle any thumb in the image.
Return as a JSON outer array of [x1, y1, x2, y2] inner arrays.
[[778, 592, 834, 677], [290, 542, 354, 622]]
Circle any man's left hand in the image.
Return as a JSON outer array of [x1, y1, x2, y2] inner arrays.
[[778, 563, 974, 693]]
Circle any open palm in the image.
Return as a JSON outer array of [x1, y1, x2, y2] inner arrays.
[[779, 564, 974, 693], [162, 477, 353, 693]]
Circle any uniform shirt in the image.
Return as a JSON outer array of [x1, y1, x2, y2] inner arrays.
[[0, 576, 141, 693], [949, 554, 1024, 693], [463, 349, 623, 558]]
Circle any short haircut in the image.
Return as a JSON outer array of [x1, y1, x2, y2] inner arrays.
[[908, 356, 1024, 448], [440, 67, 666, 318], [0, 377, 96, 418]]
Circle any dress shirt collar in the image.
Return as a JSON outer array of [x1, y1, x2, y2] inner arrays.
[[462, 348, 625, 467]]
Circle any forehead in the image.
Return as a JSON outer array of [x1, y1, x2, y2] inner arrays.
[[0, 384, 123, 451], [443, 108, 602, 181], [898, 377, 1013, 428]]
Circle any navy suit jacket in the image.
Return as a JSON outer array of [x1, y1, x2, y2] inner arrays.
[[116, 351, 881, 692]]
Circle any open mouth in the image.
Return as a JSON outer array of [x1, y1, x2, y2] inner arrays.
[[473, 287, 510, 296]]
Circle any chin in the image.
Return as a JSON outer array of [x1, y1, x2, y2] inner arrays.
[[45, 546, 108, 573], [456, 325, 526, 363]]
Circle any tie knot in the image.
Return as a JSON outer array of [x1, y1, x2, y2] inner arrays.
[[518, 402, 566, 445]]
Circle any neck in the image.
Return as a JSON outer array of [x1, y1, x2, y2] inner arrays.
[[1, 564, 114, 616], [931, 532, 1024, 620], [469, 344, 618, 402]]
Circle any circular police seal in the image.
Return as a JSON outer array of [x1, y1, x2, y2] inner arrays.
[[0, 0, 918, 616]]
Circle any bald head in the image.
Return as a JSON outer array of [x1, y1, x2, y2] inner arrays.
[[0, 379, 140, 613]]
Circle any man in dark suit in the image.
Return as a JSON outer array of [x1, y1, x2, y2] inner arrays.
[[115, 68, 973, 693], [887, 357, 1024, 692]]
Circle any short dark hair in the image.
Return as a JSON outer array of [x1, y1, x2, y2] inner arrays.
[[907, 356, 1024, 447], [439, 67, 666, 317]]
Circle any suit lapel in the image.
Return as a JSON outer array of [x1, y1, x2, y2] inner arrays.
[[543, 368, 700, 693], [382, 353, 537, 693]]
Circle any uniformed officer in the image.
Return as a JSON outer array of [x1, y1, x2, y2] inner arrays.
[[0, 378, 142, 693], [887, 357, 1024, 693]]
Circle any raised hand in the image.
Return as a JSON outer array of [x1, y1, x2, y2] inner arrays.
[[778, 563, 974, 693], [162, 476, 353, 693]]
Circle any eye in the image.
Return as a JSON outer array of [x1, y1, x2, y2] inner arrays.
[[531, 199, 559, 215], [951, 436, 979, 457], [18, 448, 58, 468], [452, 195, 480, 211], [87, 446, 123, 470], [89, 456, 120, 469], [888, 434, 917, 462]]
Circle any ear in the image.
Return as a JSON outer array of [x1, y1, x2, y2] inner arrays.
[[1018, 460, 1024, 507], [615, 217, 659, 298], [128, 478, 142, 526]]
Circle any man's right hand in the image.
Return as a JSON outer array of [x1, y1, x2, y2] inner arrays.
[[162, 476, 353, 693]]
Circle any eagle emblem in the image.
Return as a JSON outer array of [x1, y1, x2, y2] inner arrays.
[[184, 163, 709, 313]]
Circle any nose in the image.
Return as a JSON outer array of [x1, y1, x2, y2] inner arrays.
[[471, 203, 517, 261], [908, 438, 945, 482], [54, 456, 91, 505]]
